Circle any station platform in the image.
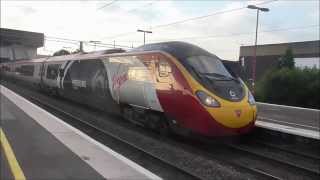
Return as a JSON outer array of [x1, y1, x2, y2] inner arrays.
[[255, 120, 320, 140], [256, 103, 320, 140], [0, 86, 161, 180]]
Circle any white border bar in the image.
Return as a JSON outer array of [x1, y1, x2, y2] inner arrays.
[[258, 116, 319, 131], [257, 102, 320, 112], [256, 120, 320, 140]]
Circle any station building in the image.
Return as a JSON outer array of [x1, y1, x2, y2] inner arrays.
[[0, 28, 44, 62], [239, 40, 320, 81]]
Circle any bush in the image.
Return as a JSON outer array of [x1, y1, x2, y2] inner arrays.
[[255, 67, 320, 109], [278, 48, 295, 69]]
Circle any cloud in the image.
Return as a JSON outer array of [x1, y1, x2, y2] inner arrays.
[[1, 0, 319, 59]]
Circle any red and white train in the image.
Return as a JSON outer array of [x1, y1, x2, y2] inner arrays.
[[0, 41, 257, 137]]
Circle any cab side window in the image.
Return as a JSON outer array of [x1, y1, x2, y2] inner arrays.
[[46, 64, 60, 80]]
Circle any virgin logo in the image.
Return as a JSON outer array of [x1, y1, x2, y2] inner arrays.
[[112, 74, 128, 90], [235, 109, 242, 117]]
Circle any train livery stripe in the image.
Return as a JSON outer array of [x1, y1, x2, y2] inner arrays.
[[61, 60, 74, 89], [58, 60, 71, 89]]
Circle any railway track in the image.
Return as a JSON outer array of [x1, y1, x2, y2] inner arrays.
[[169, 136, 283, 180], [219, 141, 320, 178], [2, 81, 320, 180], [254, 140, 320, 161], [30, 98, 283, 179], [25, 93, 205, 180], [172, 135, 319, 180]]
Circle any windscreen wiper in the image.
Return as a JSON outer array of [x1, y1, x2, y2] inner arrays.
[[201, 73, 239, 82]]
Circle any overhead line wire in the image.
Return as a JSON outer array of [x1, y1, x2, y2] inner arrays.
[[101, 0, 277, 40], [151, 0, 277, 29], [45, 36, 132, 48], [97, 0, 117, 10], [147, 24, 319, 42], [127, 0, 159, 13]]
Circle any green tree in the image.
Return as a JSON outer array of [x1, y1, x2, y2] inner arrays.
[[53, 49, 71, 56], [255, 68, 320, 109], [278, 48, 295, 69]]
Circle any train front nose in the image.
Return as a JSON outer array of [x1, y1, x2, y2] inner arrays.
[[195, 89, 257, 129], [209, 104, 257, 129], [201, 101, 257, 136], [192, 87, 257, 136]]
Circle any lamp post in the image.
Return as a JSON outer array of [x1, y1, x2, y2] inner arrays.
[[247, 5, 269, 93], [79, 41, 84, 52], [137, 29, 152, 45]]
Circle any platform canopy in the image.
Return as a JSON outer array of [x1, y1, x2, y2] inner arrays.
[[0, 28, 44, 47]]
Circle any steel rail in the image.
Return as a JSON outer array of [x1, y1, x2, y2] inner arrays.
[[222, 142, 320, 175], [169, 137, 283, 180], [253, 140, 320, 161], [24, 94, 205, 180]]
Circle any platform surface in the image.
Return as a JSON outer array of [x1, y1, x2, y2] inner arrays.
[[257, 102, 320, 130], [0, 85, 161, 180], [256, 102, 320, 140]]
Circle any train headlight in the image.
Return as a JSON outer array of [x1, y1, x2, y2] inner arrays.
[[196, 90, 220, 107], [248, 90, 256, 105]]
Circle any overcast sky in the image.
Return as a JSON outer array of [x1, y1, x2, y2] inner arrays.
[[1, 0, 319, 60]]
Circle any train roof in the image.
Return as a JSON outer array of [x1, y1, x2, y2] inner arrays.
[[2, 42, 222, 65], [7, 53, 102, 64], [131, 41, 221, 63]]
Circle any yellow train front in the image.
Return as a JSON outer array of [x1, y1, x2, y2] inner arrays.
[[135, 41, 257, 137]]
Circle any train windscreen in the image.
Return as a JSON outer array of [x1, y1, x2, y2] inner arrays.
[[186, 55, 233, 79], [185, 55, 245, 101]]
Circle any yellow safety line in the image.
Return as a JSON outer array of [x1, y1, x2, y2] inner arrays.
[[0, 128, 26, 180]]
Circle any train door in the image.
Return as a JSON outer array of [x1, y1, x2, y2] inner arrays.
[[44, 63, 60, 88], [33, 63, 42, 85], [141, 56, 163, 111], [85, 59, 107, 98], [80, 59, 109, 109], [42, 63, 48, 88], [10, 63, 16, 79], [63, 60, 83, 103], [40, 62, 45, 87]]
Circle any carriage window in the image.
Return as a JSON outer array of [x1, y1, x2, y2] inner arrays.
[[128, 67, 151, 82], [15, 67, 21, 73], [4, 66, 10, 72], [158, 60, 171, 77], [46, 64, 60, 79], [20, 65, 34, 76]]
